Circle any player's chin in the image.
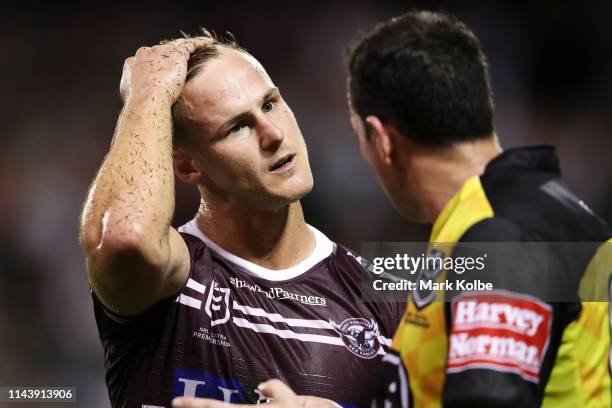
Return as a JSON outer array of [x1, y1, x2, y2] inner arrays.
[[271, 173, 314, 203]]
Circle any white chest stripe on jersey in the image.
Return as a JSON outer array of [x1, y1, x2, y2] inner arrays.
[[233, 301, 392, 346], [379, 336, 392, 347], [177, 294, 202, 309], [232, 317, 345, 346], [175, 278, 208, 310], [186, 278, 206, 293], [232, 316, 390, 356], [232, 301, 391, 350], [233, 302, 331, 329]]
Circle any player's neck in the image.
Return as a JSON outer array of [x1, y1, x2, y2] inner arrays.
[[194, 200, 315, 271], [414, 136, 502, 223]]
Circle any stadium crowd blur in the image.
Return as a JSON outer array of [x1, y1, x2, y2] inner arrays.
[[1, 1, 611, 406]]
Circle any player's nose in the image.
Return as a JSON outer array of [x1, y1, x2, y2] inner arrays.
[[258, 116, 284, 151]]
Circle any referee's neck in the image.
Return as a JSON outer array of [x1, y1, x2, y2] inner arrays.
[[412, 135, 502, 223]]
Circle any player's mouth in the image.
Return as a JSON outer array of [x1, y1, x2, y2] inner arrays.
[[269, 154, 296, 173]]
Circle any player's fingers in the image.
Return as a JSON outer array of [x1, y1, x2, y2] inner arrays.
[[258, 379, 297, 401], [134, 46, 151, 56], [191, 36, 212, 50], [169, 36, 211, 55]]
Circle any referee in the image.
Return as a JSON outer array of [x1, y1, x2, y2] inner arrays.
[[347, 10, 611, 408]]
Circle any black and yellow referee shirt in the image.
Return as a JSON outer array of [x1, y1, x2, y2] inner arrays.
[[374, 145, 611, 408]]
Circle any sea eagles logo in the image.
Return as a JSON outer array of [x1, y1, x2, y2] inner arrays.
[[330, 318, 381, 359]]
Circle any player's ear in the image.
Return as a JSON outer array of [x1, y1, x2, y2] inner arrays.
[[365, 115, 394, 166], [173, 148, 202, 185]]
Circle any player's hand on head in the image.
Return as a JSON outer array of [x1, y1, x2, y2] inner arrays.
[[172, 379, 339, 408], [120, 36, 211, 105]]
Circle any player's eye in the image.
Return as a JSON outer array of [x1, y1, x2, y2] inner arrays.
[[262, 100, 274, 113], [228, 123, 244, 135]]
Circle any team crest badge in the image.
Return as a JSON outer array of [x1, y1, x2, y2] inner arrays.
[[330, 318, 381, 359]]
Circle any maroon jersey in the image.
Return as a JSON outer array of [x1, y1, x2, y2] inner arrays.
[[93, 221, 403, 408]]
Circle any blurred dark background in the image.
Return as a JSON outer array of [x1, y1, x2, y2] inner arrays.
[[1, 0, 611, 406]]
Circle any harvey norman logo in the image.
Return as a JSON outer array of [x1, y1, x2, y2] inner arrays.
[[229, 277, 327, 306], [447, 290, 552, 383]]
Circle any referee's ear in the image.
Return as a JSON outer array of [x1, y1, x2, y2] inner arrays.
[[173, 148, 203, 185], [365, 115, 394, 166]]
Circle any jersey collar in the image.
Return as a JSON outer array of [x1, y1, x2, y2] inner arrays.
[[178, 219, 335, 282]]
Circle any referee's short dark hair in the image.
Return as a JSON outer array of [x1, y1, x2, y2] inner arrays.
[[347, 11, 495, 146]]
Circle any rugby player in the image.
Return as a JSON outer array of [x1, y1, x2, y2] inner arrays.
[[79, 33, 403, 408], [182, 9, 612, 408]]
